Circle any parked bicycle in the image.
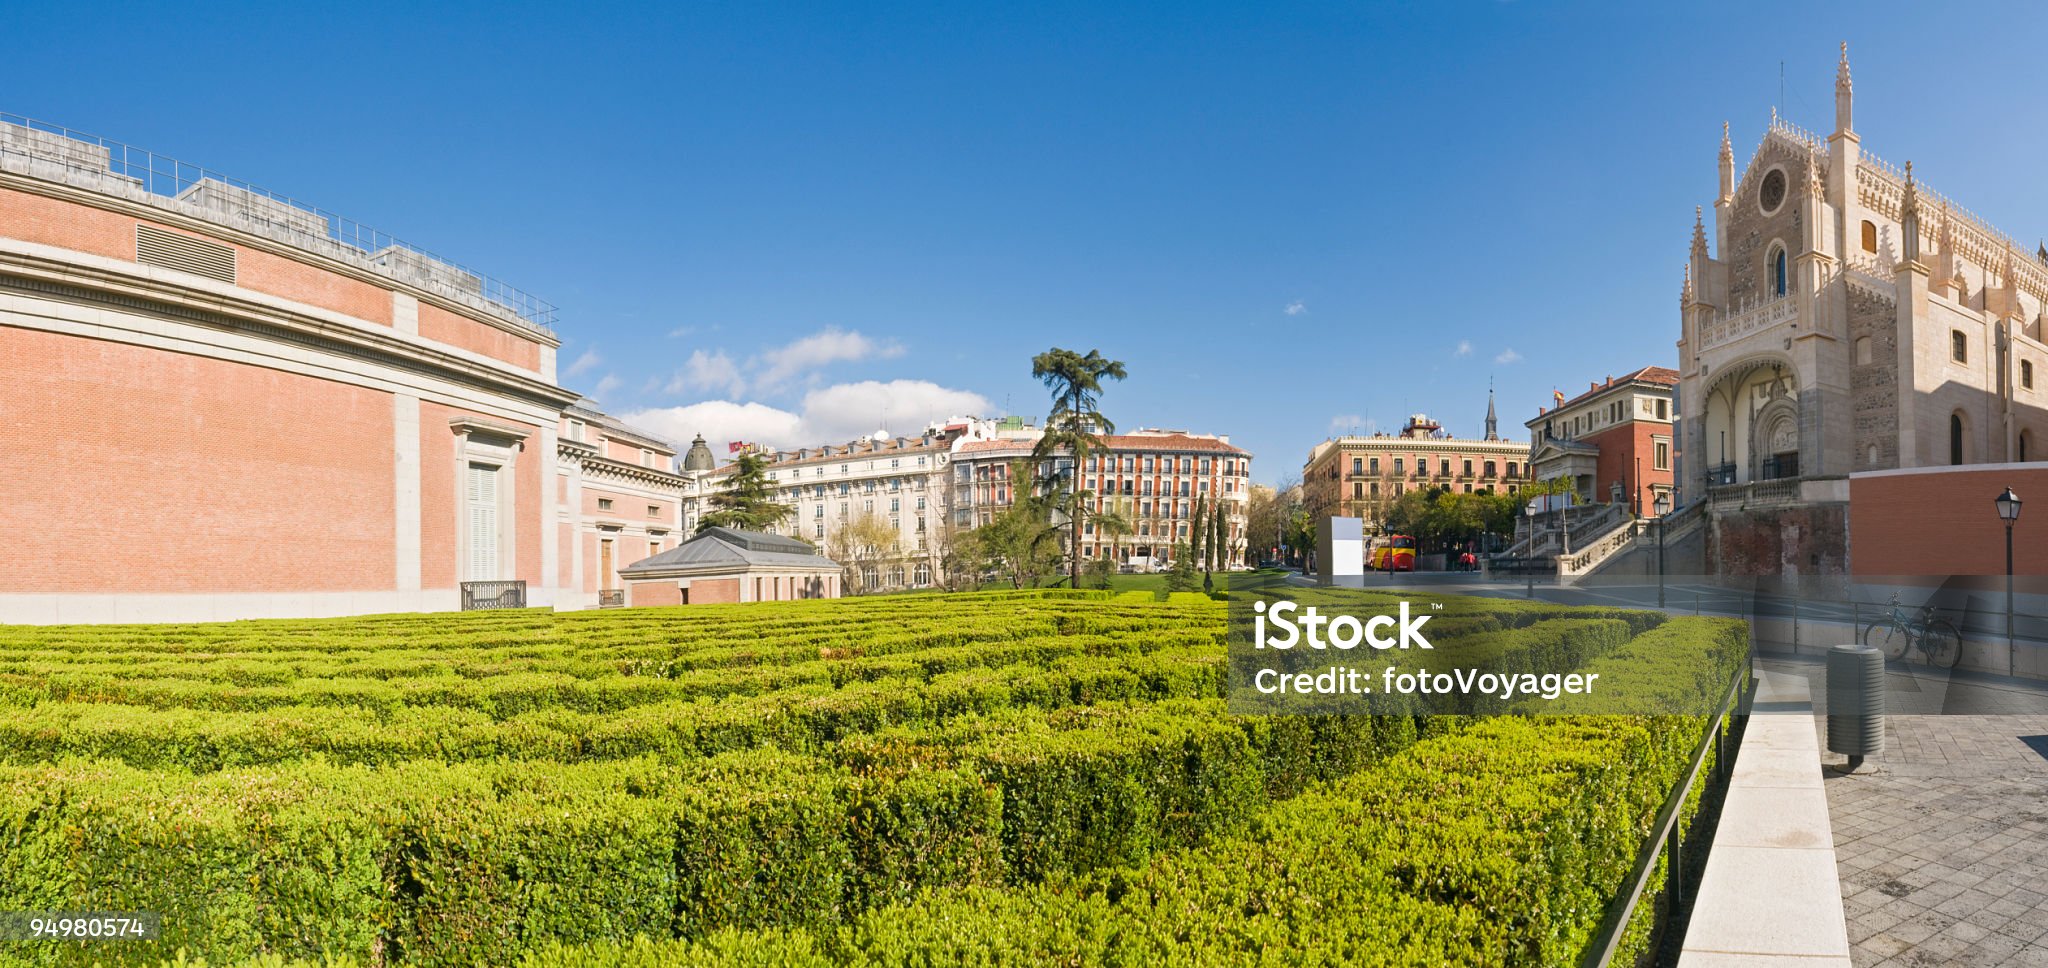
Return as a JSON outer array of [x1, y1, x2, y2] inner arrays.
[[1861, 593, 1962, 669]]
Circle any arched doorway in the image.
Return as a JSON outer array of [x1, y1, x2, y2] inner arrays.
[[1698, 356, 1801, 487]]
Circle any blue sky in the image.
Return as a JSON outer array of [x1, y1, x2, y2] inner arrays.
[[9, 1, 2048, 483]]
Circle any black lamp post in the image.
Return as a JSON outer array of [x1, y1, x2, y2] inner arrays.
[[1525, 503, 1537, 599], [1654, 491, 1671, 609], [1996, 487, 2021, 674]]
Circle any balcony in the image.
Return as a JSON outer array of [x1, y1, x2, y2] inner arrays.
[[460, 580, 527, 611]]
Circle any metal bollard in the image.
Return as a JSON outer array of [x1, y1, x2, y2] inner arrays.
[[1826, 644, 1885, 773]]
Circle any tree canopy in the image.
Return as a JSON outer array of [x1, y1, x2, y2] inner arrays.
[[696, 452, 796, 534]]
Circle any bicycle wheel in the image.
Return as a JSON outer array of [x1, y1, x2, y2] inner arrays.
[[1863, 622, 1907, 661], [1924, 620, 1963, 670]]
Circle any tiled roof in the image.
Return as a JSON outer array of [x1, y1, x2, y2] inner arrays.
[[618, 526, 838, 576], [1552, 366, 1679, 412], [1099, 433, 1249, 456]]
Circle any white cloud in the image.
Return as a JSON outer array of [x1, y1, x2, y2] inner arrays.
[[620, 379, 991, 455], [1284, 300, 1307, 316], [592, 373, 623, 399], [1329, 414, 1376, 434], [1455, 339, 1473, 357], [666, 325, 697, 339], [565, 347, 603, 377], [754, 327, 903, 390], [1495, 348, 1523, 365], [663, 349, 747, 398]]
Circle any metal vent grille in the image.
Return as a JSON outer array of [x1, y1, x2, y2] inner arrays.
[[135, 224, 236, 283]]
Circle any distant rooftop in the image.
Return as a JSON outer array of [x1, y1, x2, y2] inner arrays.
[[0, 112, 556, 332]]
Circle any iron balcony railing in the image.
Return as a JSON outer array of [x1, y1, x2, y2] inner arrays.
[[460, 580, 527, 611], [1760, 454, 1800, 481], [1707, 462, 1738, 486], [0, 111, 556, 331]]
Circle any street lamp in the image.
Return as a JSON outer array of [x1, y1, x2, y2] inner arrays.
[[1524, 503, 1537, 598], [1653, 491, 1672, 608], [1997, 487, 2022, 674]]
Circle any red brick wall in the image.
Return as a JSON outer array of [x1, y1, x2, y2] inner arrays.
[[418, 402, 458, 590], [689, 577, 740, 604], [1708, 505, 1850, 578], [237, 245, 392, 325], [0, 327, 394, 593], [1851, 467, 2048, 577], [627, 579, 681, 607], [1584, 420, 1673, 512], [418, 303, 540, 372], [557, 522, 574, 589], [0, 187, 395, 326], [0, 186, 134, 260]]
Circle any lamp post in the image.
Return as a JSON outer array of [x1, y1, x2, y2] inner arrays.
[[1996, 487, 2022, 675], [1654, 491, 1672, 609], [1525, 503, 1537, 598]]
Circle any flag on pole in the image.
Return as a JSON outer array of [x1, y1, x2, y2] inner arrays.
[[727, 441, 746, 454], [1553, 389, 1565, 407]]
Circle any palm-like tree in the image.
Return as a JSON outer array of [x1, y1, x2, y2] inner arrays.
[[1030, 348, 1128, 584]]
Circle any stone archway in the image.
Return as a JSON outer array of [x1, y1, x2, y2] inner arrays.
[[1697, 354, 1801, 488], [1752, 397, 1800, 480]]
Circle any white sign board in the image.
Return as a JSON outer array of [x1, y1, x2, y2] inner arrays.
[[1317, 516, 1365, 588]]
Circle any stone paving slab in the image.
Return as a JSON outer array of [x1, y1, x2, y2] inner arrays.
[[1681, 672, 1853, 967], [1813, 712, 2048, 967]]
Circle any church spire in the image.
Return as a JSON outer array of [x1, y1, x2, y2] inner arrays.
[[1691, 206, 1708, 259], [1682, 262, 1695, 308], [1484, 382, 1498, 441], [1718, 121, 1734, 201], [1900, 161, 1921, 264], [1835, 42, 1854, 135]]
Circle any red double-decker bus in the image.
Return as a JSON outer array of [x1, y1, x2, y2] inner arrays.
[[1370, 534, 1417, 572]]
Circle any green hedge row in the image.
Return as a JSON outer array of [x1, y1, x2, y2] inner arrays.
[[493, 714, 1715, 968], [0, 752, 1000, 968], [0, 649, 1230, 772]]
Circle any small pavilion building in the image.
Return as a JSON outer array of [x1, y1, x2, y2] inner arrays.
[[617, 527, 841, 605]]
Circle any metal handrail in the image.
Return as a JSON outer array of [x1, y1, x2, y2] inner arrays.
[[0, 111, 555, 331], [1580, 661, 1753, 968]]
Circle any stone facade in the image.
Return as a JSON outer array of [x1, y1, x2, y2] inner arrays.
[[1678, 46, 2048, 575]]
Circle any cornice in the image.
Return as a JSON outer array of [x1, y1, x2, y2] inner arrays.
[[0, 169, 558, 348], [581, 453, 688, 490], [0, 247, 579, 410]]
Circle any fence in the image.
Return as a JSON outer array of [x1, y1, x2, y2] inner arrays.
[[1580, 662, 1754, 967], [460, 581, 528, 611], [0, 111, 555, 331]]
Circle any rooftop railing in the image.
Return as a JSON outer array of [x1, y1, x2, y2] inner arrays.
[[0, 112, 556, 332]]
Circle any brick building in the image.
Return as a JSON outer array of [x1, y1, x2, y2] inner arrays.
[[1526, 366, 1678, 514], [0, 114, 622, 622], [1302, 408, 1530, 532], [556, 402, 689, 609], [947, 421, 1255, 571]]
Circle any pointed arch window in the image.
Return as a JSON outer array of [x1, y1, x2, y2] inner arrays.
[[1950, 413, 1966, 466], [1772, 247, 1789, 297]]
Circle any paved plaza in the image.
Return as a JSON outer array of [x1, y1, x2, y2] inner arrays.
[[1818, 712, 2048, 967]]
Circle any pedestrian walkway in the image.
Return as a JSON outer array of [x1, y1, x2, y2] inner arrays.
[[1819, 715, 2048, 966]]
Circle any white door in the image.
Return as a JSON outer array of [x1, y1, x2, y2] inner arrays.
[[466, 462, 501, 580]]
